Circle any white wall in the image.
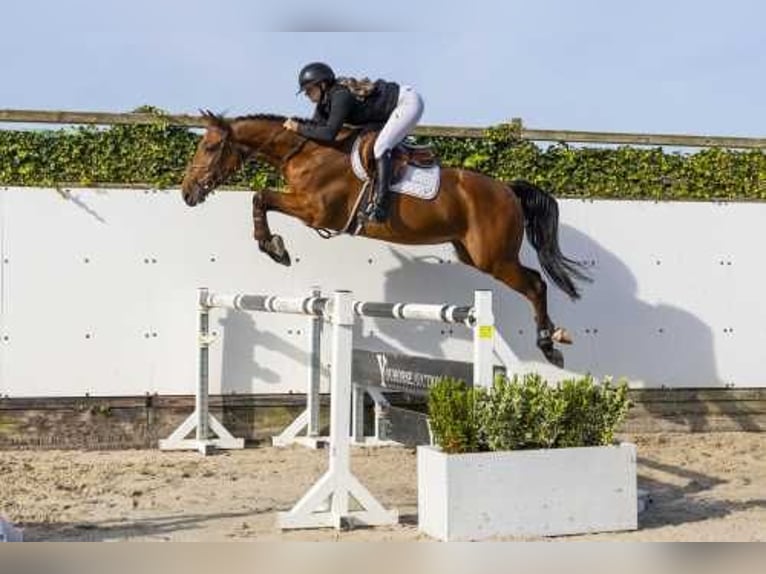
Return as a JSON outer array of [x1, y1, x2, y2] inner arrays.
[[0, 187, 762, 397]]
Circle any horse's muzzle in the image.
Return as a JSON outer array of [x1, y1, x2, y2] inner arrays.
[[182, 182, 209, 207], [182, 189, 198, 206]]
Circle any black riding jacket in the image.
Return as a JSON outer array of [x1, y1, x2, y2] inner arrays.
[[297, 80, 400, 141]]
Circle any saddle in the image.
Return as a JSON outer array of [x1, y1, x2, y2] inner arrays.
[[357, 131, 438, 183], [342, 130, 443, 233]]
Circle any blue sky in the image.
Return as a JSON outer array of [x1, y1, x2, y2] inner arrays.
[[1, 0, 764, 136]]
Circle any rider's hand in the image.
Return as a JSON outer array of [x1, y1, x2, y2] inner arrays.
[[283, 119, 300, 132]]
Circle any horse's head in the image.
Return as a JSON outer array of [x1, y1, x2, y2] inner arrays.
[[181, 111, 246, 206]]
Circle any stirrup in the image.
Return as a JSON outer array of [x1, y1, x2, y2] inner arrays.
[[368, 207, 386, 223], [365, 194, 387, 223]]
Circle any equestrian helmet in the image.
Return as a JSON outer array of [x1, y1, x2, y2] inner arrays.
[[298, 62, 335, 91]]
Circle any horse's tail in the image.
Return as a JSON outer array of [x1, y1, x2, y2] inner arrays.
[[509, 179, 592, 300]]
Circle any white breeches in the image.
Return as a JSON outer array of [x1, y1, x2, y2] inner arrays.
[[373, 85, 424, 159]]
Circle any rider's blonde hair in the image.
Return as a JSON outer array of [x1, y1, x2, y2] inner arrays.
[[336, 77, 377, 100]]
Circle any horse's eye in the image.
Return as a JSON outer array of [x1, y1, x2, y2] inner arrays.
[[205, 142, 222, 153]]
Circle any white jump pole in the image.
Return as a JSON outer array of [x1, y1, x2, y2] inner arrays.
[[278, 290, 399, 530], [277, 289, 505, 448], [161, 286, 509, 455]]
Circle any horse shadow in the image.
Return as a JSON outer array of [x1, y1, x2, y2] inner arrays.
[[353, 251, 488, 358], [210, 219, 758, 431], [17, 509, 265, 542], [635, 455, 766, 532], [357, 225, 754, 430], [553, 224, 720, 387], [217, 310, 281, 390]]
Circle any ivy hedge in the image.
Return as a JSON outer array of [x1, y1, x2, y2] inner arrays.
[[1, 110, 763, 200]]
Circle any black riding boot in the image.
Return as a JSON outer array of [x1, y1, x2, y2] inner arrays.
[[369, 150, 392, 223]]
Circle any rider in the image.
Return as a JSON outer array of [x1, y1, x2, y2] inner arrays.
[[283, 62, 424, 223]]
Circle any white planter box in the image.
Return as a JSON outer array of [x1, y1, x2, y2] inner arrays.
[[417, 443, 637, 541]]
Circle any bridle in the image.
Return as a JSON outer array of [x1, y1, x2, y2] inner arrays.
[[192, 121, 309, 195], [191, 134, 250, 194]]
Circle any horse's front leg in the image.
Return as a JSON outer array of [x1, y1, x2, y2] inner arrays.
[[252, 190, 291, 267]]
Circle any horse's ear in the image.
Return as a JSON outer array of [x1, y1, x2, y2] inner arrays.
[[199, 109, 230, 133], [199, 109, 213, 126]]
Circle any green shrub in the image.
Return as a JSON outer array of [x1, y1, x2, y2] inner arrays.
[[555, 376, 631, 448], [478, 373, 565, 451], [427, 373, 631, 454], [426, 377, 480, 454]]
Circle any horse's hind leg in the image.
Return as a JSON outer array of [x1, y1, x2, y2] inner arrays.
[[455, 185, 571, 366], [491, 258, 568, 367], [458, 227, 579, 370], [458, 232, 568, 366]]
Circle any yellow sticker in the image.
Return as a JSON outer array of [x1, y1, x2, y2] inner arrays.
[[478, 325, 494, 339]]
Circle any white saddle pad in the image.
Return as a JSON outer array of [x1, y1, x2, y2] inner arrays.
[[351, 136, 441, 200]]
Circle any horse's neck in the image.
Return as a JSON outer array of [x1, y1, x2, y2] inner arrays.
[[232, 119, 303, 167]]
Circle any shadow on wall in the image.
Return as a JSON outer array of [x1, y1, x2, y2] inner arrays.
[[364, 224, 720, 391], [207, 223, 721, 391], [554, 224, 719, 389], [208, 220, 763, 430], [371, 226, 750, 430], [216, 309, 314, 393], [202, 200, 761, 428]]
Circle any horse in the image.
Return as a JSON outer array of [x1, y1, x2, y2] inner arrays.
[[181, 111, 591, 367]]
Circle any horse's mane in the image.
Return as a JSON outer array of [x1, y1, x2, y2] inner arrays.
[[210, 112, 366, 151], [202, 112, 297, 126], [231, 113, 338, 130], [231, 113, 291, 123]]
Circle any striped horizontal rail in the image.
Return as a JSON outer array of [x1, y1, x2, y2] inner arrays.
[[203, 292, 329, 317], [203, 291, 476, 326], [352, 301, 474, 326]]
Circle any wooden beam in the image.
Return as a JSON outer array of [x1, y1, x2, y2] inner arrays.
[[521, 128, 766, 149], [0, 109, 205, 128], [1, 108, 764, 149], [413, 125, 486, 138]]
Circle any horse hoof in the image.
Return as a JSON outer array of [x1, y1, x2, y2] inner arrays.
[[544, 347, 565, 369], [269, 251, 291, 266], [270, 235, 291, 266], [260, 236, 292, 267], [552, 327, 573, 345]]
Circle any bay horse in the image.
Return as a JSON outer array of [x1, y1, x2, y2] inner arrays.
[[181, 111, 590, 367]]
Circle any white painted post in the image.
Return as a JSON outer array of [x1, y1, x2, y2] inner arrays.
[[328, 290, 354, 518], [365, 386, 394, 445], [271, 287, 325, 448], [472, 290, 495, 388], [278, 291, 399, 530], [195, 288, 211, 446], [306, 286, 322, 438], [159, 288, 244, 454], [352, 383, 365, 444]]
